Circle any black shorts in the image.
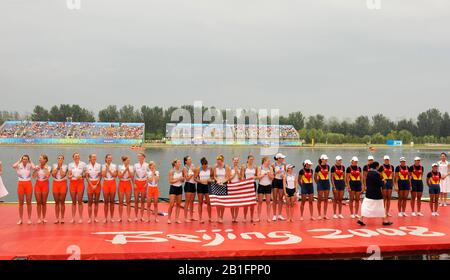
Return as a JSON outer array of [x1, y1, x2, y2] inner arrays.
[[398, 180, 411, 191], [197, 183, 209, 194], [383, 179, 393, 190], [411, 180, 424, 193], [429, 184, 440, 195], [317, 180, 330, 191], [301, 183, 314, 195], [184, 182, 196, 193], [286, 188, 296, 197], [334, 180, 346, 191], [169, 185, 183, 196], [258, 184, 272, 194], [349, 181, 362, 192], [272, 178, 284, 189]]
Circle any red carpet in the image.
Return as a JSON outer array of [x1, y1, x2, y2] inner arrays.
[[0, 201, 449, 260]]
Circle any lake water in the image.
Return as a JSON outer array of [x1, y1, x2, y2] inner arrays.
[[0, 146, 447, 202]]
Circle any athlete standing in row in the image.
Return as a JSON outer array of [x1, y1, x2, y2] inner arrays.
[[395, 157, 411, 217], [52, 155, 67, 224], [196, 157, 212, 224], [298, 160, 314, 221], [315, 155, 330, 220], [428, 163, 441, 216], [168, 159, 184, 224], [118, 156, 134, 222], [134, 153, 149, 222], [86, 154, 102, 223], [363, 156, 375, 190], [213, 155, 230, 224], [183, 156, 196, 223], [379, 155, 394, 217], [102, 154, 117, 223], [33, 154, 51, 224], [331, 156, 345, 219], [346, 157, 362, 219], [229, 157, 241, 223], [68, 153, 86, 224], [283, 164, 297, 223], [241, 155, 257, 223], [438, 153, 450, 206], [147, 161, 160, 222], [409, 157, 424, 217], [257, 156, 274, 223], [271, 153, 286, 222], [13, 155, 35, 225]]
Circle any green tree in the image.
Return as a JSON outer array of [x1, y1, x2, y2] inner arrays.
[[306, 114, 326, 130], [285, 111, 305, 130], [119, 105, 142, 123], [440, 112, 450, 137], [372, 114, 394, 135], [417, 108, 442, 137], [352, 115, 371, 137], [396, 119, 417, 136], [99, 105, 120, 122], [31, 106, 50, 121]]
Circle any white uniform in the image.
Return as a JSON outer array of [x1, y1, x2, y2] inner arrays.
[[215, 166, 226, 184], [230, 167, 240, 183], [172, 169, 184, 187], [0, 161, 8, 199], [439, 160, 450, 193], [259, 166, 272, 186], [185, 165, 196, 184], [274, 163, 286, 180], [17, 163, 32, 181], [102, 163, 117, 181], [36, 165, 50, 181], [245, 166, 256, 179], [134, 162, 149, 182], [118, 165, 134, 181], [86, 162, 102, 181], [68, 161, 86, 180], [286, 174, 296, 189], [148, 170, 160, 187], [52, 164, 68, 181], [199, 168, 211, 183]]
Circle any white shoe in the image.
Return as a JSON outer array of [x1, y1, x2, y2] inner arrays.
[[435, 212, 440, 216], [272, 215, 277, 222], [417, 212, 424, 217], [355, 214, 360, 219], [300, 217, 304, 221], [338, 214, 345, 219], [444, 202, 448, 207], [398, 213, 404, 217], [387, 213, 392, 217], [27, 220, 32, 225], [403, 212, 408, 217], [333, 214, 338, 219], [350, 214, 356, 219], [432, 212, 436, 216], [411, 212, 417, 217], [277, 215, 286, 221], [17, 220, 23, 225]]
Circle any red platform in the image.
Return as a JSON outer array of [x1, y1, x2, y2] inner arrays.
[[1, 201, 450, 260]]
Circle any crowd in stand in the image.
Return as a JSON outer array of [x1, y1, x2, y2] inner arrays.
[[0, 121, 144, 140]]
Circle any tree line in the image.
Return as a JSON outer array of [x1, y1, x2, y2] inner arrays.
[[0, 105, 449, 144]]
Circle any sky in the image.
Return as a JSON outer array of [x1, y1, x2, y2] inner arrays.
[[0, 0, 449, 121]]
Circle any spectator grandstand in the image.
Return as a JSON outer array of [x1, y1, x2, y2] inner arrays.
[[0, 121, 144, 144], [166, 123, 301, 146]]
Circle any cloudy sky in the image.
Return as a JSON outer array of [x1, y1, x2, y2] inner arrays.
[[0, 0, 449, 121]]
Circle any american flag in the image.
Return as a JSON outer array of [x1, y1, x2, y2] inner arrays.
[[209, 178, 257, 207]]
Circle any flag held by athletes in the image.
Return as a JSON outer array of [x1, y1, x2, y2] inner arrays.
[[209, 178, 257, 207]]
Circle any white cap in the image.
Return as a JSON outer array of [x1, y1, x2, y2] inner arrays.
[[351, 156, 359, 162], [286, 164, 295, 169], [414, 156, 421, 161], [320, 154, 329, 160], [304, 160, 313, 165], [335, 155, 343, 161], [368, 155, 375, 161], [432, 163, 438, 167], [384, 155, 390, 160], [399, 157, 406, 162], [275, 153, 286, 159]]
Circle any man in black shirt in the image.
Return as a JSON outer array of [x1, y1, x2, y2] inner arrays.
[[358, 162, 393, 226]]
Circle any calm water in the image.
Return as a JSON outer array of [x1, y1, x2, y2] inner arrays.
[[0, 146, 447, 202]]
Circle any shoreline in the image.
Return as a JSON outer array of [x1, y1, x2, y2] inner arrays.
[[0, 143, 449, 150]]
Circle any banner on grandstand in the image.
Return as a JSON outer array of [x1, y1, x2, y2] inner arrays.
[[209, 179, 257, 207]]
